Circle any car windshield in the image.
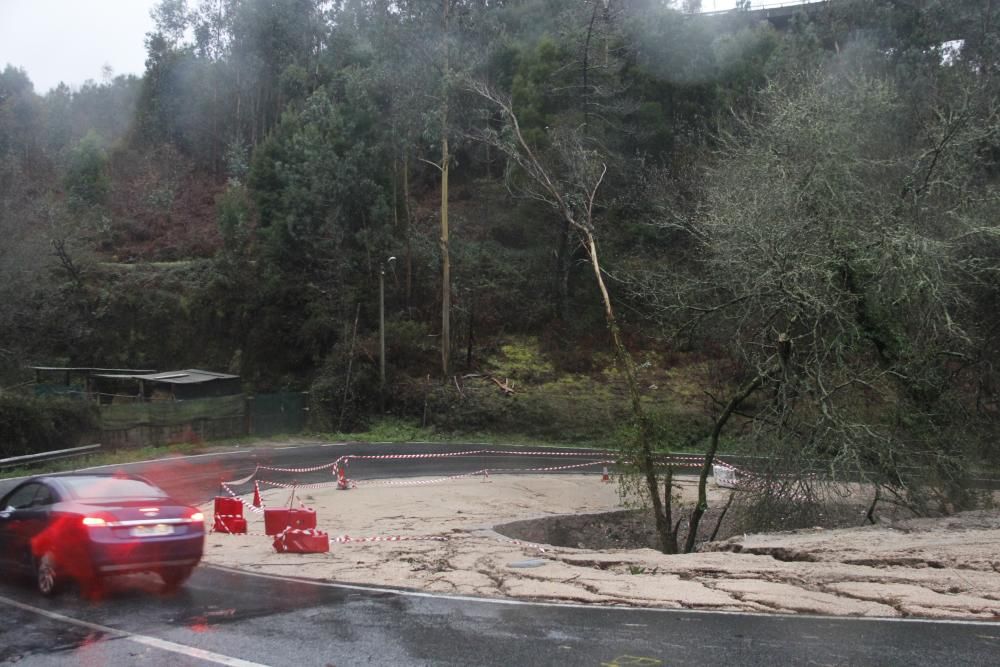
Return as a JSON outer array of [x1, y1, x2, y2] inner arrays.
[[57, 477, 169, 501]]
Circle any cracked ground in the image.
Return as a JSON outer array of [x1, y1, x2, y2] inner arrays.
[[203, 475, 1000, 620]]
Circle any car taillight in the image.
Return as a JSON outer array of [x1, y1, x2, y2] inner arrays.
[[82, 516, 107, 527], [188, 511, 204, 522]]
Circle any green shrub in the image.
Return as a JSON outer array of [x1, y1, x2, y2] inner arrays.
[[485, 338, 556, 383], [386, 319, 438, 375], [0, 396, 99, 458], [308, 355, 379, 433], [408, 378, 631, 444]]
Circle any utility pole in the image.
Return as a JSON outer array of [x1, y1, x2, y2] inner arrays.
[[440, 0, 451, 380], [380, 256, 396, 412]]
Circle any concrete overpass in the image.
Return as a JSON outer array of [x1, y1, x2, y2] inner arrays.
[[701, 0, 840, 31], [700, 0, 966, 45]]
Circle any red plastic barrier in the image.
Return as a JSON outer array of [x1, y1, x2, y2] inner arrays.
[[263, 507, 317, 535], [273, 528, 330, 554], [214, 515, 247, 534], [213, 496, 244, 518]]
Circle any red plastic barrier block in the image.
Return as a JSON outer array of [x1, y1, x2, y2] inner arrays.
[[273, 529, 329, 554], [214, 515, 247, 534], [213, 496, 244, 518], [263, 507, 317, 535]]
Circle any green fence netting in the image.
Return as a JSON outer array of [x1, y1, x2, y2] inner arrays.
[[34, 385, 85, 399], [248, 392, 306, 436], [100, 394, 246, 429]]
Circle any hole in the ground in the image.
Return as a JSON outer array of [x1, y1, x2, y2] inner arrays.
[[495, 508, 734, 550]]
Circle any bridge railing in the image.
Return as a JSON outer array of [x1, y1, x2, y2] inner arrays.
[[700, 0, 832, 16]]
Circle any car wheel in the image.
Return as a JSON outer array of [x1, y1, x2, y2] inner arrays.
[[160, 567, 193, 592], [35, 552, 61, 596]]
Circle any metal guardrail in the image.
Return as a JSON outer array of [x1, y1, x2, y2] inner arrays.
[[0, 443, 102, 469]]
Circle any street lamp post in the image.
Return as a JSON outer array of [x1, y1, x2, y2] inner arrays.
[[379, 256, 396, 410]]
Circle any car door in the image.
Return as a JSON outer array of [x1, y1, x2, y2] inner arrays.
[[0, 483, 43, 571], [17, 483, 60, 570]]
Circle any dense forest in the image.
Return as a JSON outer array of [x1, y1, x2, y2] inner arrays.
[[2, 0, 998, 549]]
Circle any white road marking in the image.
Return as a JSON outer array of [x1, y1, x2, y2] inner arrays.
[[3, 441, 358, 483], [0, 450, 250, 483], [79, 450, 246, 471], [0, 594, 269, 666], [205, 565, 1000, 627]]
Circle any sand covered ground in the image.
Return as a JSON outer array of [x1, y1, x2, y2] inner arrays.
[[202, 475, 1000, 620]]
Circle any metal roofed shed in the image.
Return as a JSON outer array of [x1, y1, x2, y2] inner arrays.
[[92, 369, 242, 401], [28, 366, 301, 448], [31, 367, 157, 400]]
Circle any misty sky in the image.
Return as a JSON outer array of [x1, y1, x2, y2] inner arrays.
[[0, 0, 159, 93], [0, 0, 748, 95]]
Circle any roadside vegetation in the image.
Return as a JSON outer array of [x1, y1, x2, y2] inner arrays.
[[2, 1, 997, 550]]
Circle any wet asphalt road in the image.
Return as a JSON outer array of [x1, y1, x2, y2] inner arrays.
[[1, 442, 998, 666]]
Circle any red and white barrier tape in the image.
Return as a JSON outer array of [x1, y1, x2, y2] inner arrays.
[[213, 514, 242, 525], [340, 450, 487, 461], [486, 449, 616, 458], [257, 461, 339, 474], [210, 514, 270, 537], [259, 470, 492, 489], [256, 461, 616, 490], [491, 536, 550, 553], [284, 528, 325, 537], [212, 519, 529, 551], [340, 449, 615, 462], [486, 460, 615, 474], [252, 467, 743, 491], [221, 466, 260, 486], [332, 534, 450, 543], [275, 527, 328, 540], [223, 451, 742, 480], [657, 454, 711, 461], [357, 470, 491, 487], [662, 460, 712, 469], [220, 482, 265, 514], [258, 479, 340, 491]]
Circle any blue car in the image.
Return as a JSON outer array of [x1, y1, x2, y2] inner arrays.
[[0, 473, 204, 596]]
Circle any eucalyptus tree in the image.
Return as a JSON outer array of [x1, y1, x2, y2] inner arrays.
[[465, 1, 740, 553], [472, 79, 689, 551], [352, 0, 501, 378], [487, 0, 632, 323], [138, 0, 327, 170]]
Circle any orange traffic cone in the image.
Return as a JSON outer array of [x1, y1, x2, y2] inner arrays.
[[252, 482, 262, 508], [601, 466, 611, 483]]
